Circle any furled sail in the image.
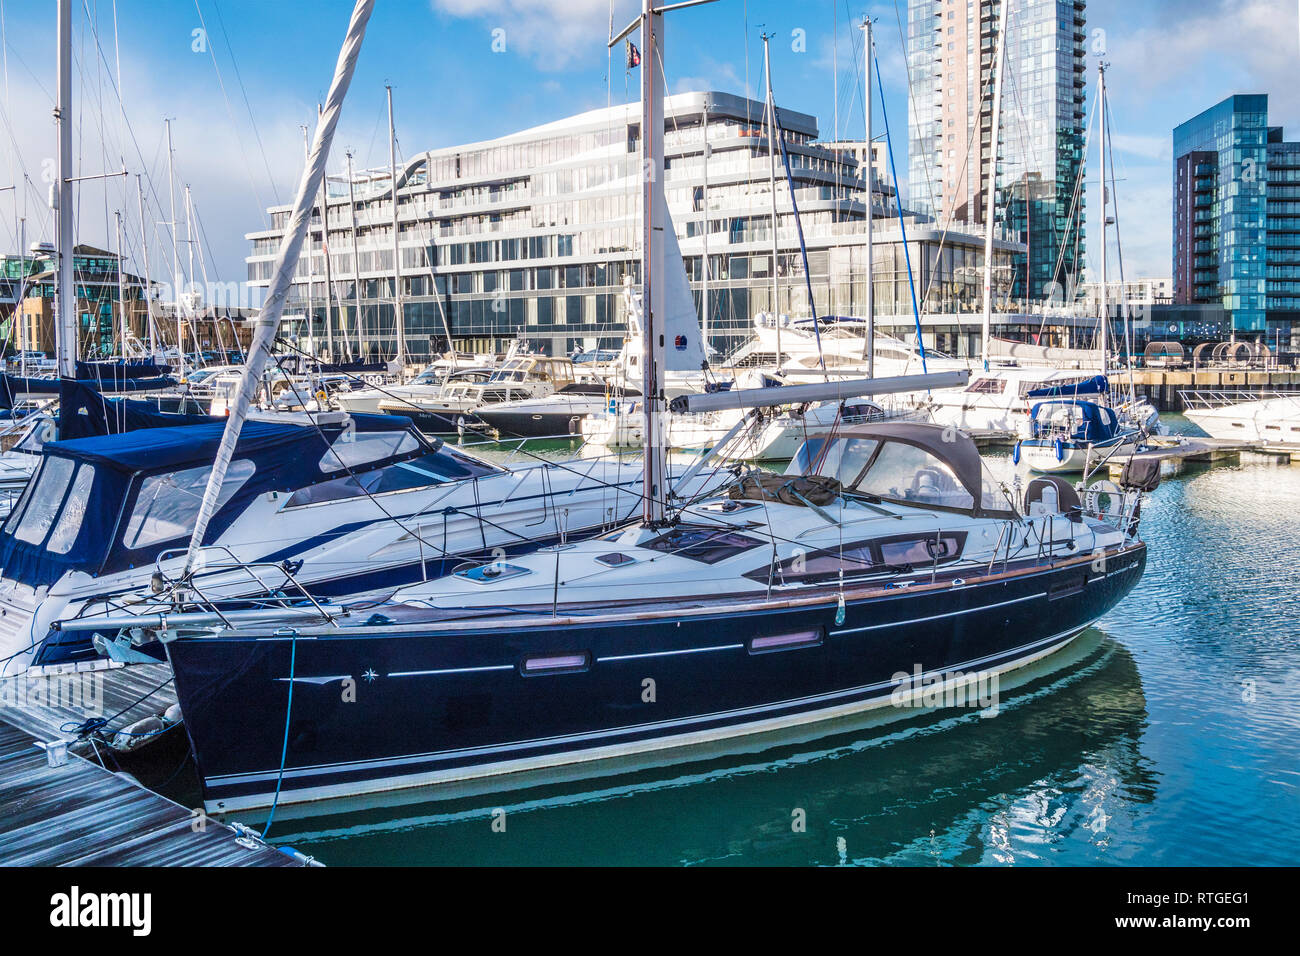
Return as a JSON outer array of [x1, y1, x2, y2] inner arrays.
[[660, 195, 708, 373]]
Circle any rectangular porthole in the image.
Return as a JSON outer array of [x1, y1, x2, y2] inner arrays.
[[749, 629, 823, 655], [1048, 580, 1085, 601], [520, 652, 590, 676]]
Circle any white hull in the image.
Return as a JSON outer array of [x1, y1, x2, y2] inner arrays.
[[1183, 395, 1300, 444]]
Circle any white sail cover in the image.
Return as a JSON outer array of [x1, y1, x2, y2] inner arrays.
[[660, 196, 708, 373]]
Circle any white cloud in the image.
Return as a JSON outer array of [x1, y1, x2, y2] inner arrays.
[[431, 0, 640, 71]]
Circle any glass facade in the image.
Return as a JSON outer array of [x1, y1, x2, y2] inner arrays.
[[1173, 94, 1278, 333], [247, 91, 1023, 362], [906, 0, 1086, 302]]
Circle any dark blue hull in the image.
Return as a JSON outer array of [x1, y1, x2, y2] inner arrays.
[[169, 543, 1146, 813], [474, 409, 588, 438], [380, 406, 478, 434]]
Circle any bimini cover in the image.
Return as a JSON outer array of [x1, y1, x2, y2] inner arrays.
[[1025, 374, 1109, 400], [57, 380, 222, 440], [1030, 399, 1121, 443], [0, 414, 429, 588]]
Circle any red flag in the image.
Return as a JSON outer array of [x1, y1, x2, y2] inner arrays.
[[626, 40, 641, 68]]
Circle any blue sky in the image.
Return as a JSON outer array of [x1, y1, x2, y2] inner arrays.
[[1, 0, 1298, 293]]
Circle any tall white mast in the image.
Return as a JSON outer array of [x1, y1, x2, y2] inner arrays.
[[701, 99, 709, 350], [862, 15, 875, 376], [641, 0, 667, 526], [17, 215, 27, 376], [184, 183, 203, 360], [317, 106, 335, 362], [762, 33, 782, 368], [114, 210, 126, 356], [979, 0, 1010, 372], [165, 118, 184, 377], [135, 174, 157, 356], [54, 0, 76, 377], [184, 0, 375, 576], [346, 149, 364, 360], [607, 0, 715, 526], [387, 84, 406, 366], [301, 125, 316, 355], [1097, 61, 1108, 376]]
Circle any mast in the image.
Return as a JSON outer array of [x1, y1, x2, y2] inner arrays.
[[979, 0, 1010, 372], [165, 118, 184, 377], [641, 0, 667, 526], [387, 84, 406, 366], [134, 174, 157, 356], [762, 33, 781, 368], [346, 149, 364, 359], [317, 106, 335, 362], [701, 99, 709, 351], [183, 0, 375, 577], [1097, 61, 1108, 376], [301, 125, 316, 356], [114, 210, 126, 356], [54, 0, 76, 378], [17, 215, 26, 376], [862, 15, 874, 376], [184, 183, 202, 361]]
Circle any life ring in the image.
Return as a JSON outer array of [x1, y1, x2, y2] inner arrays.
[[315, 389, 329, 405], [1012, 441, 1021, 465], [1054, 438, 1065, 462]]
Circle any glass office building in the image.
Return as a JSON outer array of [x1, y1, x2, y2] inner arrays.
[[246, 91, 1024, 362], [905, 0, 1087, 302], [1173, 93, 1300, 342]]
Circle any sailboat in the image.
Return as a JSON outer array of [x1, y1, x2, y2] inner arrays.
[[57, 1, 1154, 815]]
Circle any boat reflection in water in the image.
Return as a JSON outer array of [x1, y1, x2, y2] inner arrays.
[[207, 629, 1150, 866]]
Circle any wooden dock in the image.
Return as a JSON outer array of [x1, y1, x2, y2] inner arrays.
[[0, 661, 177, 745], [1101, 436, 1281, 479], [0, 721, 309, 865], [0, 662, 316, 866]]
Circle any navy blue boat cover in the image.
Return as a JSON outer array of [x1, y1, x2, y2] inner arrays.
[[0, 373, 177, 408], [0, 413, 428, 587], [1024, 374, 1109, 399], [1029, 398, 1122, 443], [57, 380, 221, 440]]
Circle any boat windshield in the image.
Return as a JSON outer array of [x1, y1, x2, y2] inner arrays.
[[285, 446, 502, 507], [488, 360, 528, 383], [788, 433, 1009, 515]]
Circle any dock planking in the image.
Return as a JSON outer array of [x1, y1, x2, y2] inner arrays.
[[0, 721, 306, 866], [1102, 437, 1272, 479], [0, 661, 178, 745]]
